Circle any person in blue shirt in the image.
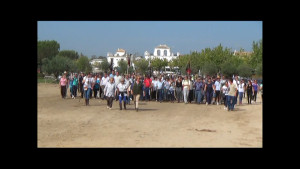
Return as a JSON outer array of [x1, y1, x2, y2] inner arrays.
[[93, 74, 100, 99], [194, 77, 204, 104], [156, 77, 164, 103]]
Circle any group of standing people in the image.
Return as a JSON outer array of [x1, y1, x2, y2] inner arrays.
[[59, 70, 262, 112]]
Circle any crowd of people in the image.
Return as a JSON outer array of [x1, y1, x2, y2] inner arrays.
[[59, 70, 263, 112]]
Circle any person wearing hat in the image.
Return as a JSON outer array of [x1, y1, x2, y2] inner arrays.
[[213, 76, 221, 105], [104, 77, 116, 110], [117, 77, 128, 110]]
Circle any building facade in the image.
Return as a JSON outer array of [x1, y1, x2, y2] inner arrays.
[[107, 48, 129, 68], [144, 44, 180, 62]]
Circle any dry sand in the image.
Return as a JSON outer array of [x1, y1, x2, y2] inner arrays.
[[38, 83, 262, 147]]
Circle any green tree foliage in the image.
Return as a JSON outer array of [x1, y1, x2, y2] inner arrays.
[[117, 60, 128, 75], [98, 59, 110, 73], [76, 55, 92, 74], [237, 63, 253, 78], [221, 62, 238, 78], [202, 61, 218, 76], [43, 55, 76, 78], [150, 58, 168, 71], [134, 59, 149, 75], [58, 50, 79, 60], [38, 40, 60, 71], [249, 40, 262, 69], [128, 66, 134, 74], [255, 63, 262, 77]]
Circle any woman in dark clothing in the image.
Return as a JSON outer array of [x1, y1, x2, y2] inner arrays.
[[204, 78, 214, 105], [246, 80, 254, 104], [175, 76, 183, 103], [131, 75, 143, 112]]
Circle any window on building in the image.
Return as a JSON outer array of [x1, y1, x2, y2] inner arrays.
[[157, 50, 160, 56], [164, 50, 167, 56]]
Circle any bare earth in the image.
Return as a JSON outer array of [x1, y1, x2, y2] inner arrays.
[[38, 83, 262, 148]]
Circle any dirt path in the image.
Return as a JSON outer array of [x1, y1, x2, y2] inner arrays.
[[38, 83, 262, 147]]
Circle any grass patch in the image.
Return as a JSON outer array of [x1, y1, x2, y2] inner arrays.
[[38, 78, 58, 84]]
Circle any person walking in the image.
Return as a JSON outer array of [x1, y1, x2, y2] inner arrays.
[[116, 78, 128, 110], [246, 80, 253, 104], [227, 78, 237, 111], [72, 73, 78, 99], [169, 78, 175, 103], [143, 75, 152, 102], [79, 72, 84, 98], [164, 77, 171, 102], [238, 79, 246, 105], [151, 76, 158, 101], [69, 73, 74, 98], [182, 76, 190, 104], [156, 77, 164, 103], [260, 81, 263, 103], [104, 77, 116, 110], [125, 74, 131, 104], [204, 78, 214, 105], [59, 74, 67, 99], [175, 76, 183, 103], [252, 80, 258, 103], [222, 81, 229, 110], [213, 76, 221, 105], [93, 74, 100, 99], [188, 76, 194, 103], [233, 76, 239, 108], [82, 73, 93, 106], [101, 72, 109, 100], [194, 77, 204, 104], [131, 75, 143, 112]]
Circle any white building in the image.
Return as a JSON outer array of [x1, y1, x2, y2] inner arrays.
[[90, 59, 103, 66], [144, 44, 180, 62], [107, 48, 129, 68]]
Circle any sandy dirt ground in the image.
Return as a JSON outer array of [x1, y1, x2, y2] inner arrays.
[[38, 83, 262, 148]]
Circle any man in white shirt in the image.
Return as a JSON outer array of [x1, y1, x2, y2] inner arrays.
[[117, 78, 128, 110], [114, 71, 122, 101], [238, 79, 246, 105], [156, 77, 164, 103], [232, 76, 239, 107], [213, 76, 221, 105], [104, 77, 116, 110], [152, 76, 158, 101], [82, 73, 93, 106], [101, 72, 109, 100]]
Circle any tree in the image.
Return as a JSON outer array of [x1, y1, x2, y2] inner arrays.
[[151, 58, 168, 71], [134, 59, 149, 75], [38, 40, 60, 72], [237, 63, 253, 78], [202, 61, 218, 76], [255, 63, 262, 77], [43, 55, 76, 78], [117, 60, 128, 75], [221, 62, 238, 78], [58, 50, 79, 60], [76, 55, 92, 74], [249, 39, 262, 69], [98, 59, 110, 72]]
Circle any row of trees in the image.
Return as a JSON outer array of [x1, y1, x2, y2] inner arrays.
[[39, 39, 262, 79], [38, 40, 92, 78], [131, 40, 262, 78]]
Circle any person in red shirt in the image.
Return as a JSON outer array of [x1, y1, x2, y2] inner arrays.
[[143, 75, 152, 101]]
